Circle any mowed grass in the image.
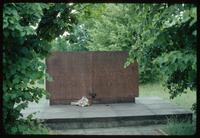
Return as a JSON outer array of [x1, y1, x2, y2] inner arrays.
[[139, 82, 196, 110]]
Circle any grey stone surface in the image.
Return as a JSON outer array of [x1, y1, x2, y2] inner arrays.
[[113, 109, 155, 116], [151, 108, 192, 115], [21, 96, 192, 129]]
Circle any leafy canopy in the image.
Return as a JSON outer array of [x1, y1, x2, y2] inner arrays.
[[3, 3, 77, 134]]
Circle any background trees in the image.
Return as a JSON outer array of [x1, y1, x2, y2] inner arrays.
[[125, 4, 197, 100]]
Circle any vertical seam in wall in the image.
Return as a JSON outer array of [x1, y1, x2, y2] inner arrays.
[[91, 52, 93, 96]]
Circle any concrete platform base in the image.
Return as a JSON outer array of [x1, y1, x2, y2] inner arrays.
[[50, 125, 167, 135], [21, 97, 192, 129]]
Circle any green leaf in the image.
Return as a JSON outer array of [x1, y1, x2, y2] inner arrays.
[[46, 73, 53, 82]]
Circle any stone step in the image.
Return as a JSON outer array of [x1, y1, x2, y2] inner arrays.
[[21, 97, 193, 129], [43, 113, 192, 130]]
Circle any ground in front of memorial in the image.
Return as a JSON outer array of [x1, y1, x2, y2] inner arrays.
[[21, 96, 194, 135], [23, 82, 195, 135]]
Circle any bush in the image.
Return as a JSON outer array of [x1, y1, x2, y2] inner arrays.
[[3, 3, 77, 134], [8, 117, 49, 134], [163, 117, 196, 135]]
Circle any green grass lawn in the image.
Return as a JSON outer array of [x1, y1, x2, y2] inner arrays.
[[139, 82, 196, 110]]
